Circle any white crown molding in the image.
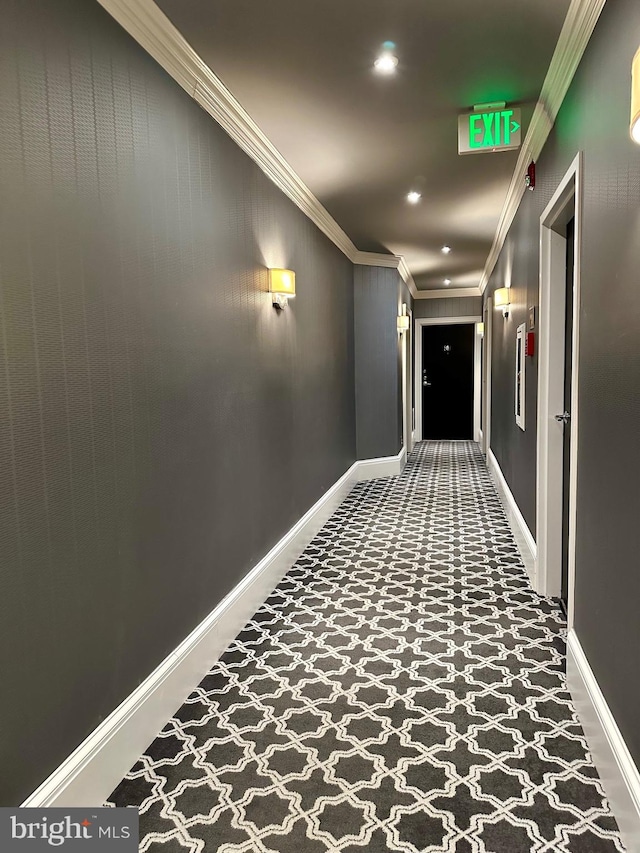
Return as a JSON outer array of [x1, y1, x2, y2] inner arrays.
[[479, 0, 606, 293], [98, 0, 603, 301], [95, 0, 474, 301], [397, 258, 418, 299], [414, 287, 481, 300], [353, 251, 400, 269], [97, 0, 358, 262], [97, 0, 425, 291], [352, 252, 419, 298]]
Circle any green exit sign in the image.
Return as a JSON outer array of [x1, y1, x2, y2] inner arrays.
[[458, 107, 521, 154]]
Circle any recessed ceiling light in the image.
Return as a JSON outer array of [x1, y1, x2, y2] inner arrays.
[[444, 279, 451, 286], [374, 52, 398, 75], [406, 191, 421, 204], [441, 245, 452, 254]]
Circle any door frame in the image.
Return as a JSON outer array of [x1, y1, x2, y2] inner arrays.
[[414, 316, 483, 443], [401, 306, 414, 454], [482, 296, 493, 455], [536, 151, 583, 627]]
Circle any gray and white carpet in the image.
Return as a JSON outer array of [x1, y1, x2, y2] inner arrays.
[[108, 441, 625, 852]]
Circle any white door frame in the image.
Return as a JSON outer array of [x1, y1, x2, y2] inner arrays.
[[414, 316, 483, 443], [482, 296, 493, 455], [401, 307, 414, 454], [536, 151, 583, 626]]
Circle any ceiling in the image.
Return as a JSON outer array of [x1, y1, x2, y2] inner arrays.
[[155, 0, 571, 292]]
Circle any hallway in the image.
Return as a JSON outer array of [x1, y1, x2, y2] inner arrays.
[[108, 442, 624, 852]]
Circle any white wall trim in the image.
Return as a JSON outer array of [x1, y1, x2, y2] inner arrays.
[[567, 630, 640, 852], [473, 325, 482, 443], [22, 451, 404, 808], [354, 252, 418, 299], [414, 287, 481, 300], [353, 251, 401, 268], [96, 0, 423, 296], [397, 258, 418, 299], [414, 317, 482, 443], [487, 449, 537, 586], [98, 0, 603, 304], [536, 152, 582, 614], [482, 296, 493, 456], [479, 0, 606, 293], [356, 447, 407, 481]]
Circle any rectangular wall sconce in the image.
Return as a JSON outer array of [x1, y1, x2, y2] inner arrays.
[[397, 303, 409, 334], [477, 322, 485, 336], [631, 46, 640, 144], [494, 287, 510, 318], [269, 268, 296, 309]]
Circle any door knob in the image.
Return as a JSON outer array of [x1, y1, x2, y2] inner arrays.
[[554, 411, 570, 424]]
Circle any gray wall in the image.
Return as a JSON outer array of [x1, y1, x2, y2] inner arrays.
[[485, 0, 640, 767], [414, 296, 482, 319], [353, 266, 408, 459], [0, 0, 355, 804]]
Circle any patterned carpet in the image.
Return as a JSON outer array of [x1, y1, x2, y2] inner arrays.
[[108, 441, 625, 852]]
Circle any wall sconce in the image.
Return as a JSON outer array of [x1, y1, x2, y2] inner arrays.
[[494, 287, 511, 318], [397, 303, 410, 334], [631, 47, 640, 144], [477, 322, 485, 337], [269, 268, 296, 309]]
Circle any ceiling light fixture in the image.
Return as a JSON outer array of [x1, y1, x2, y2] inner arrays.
[[374, 50, 398, 75], [406, 191, 421, 204], [441, 245, 451, 254], [444, 279, 451, 286], [631, 46, 640, 144]]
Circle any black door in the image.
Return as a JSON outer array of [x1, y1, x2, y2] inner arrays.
[[422, 324, 474, 439], [560, 217, 575, 613]]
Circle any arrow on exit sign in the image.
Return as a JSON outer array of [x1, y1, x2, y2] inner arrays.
[[458, 107, 522, 154]]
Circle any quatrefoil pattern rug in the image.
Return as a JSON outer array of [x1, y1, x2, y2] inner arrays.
[[108, 441, 625, 852]]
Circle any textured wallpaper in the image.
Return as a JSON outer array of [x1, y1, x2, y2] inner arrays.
[[0, 0, 355, 803], [484, 0, 640, 767]]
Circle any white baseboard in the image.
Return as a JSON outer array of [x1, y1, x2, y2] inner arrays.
[[486, 449, 537, 586], [356, 447, 407, 481], [567, 630, 640, 852], [22, 450, 404, 808]]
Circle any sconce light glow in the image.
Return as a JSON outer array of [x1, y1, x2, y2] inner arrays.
[[374, 52, 398, 74], [631, 47, 640, 144], [397, 314, 410, 333], [444, 278, 451, 286], [269, 268, 296, 309], [477, 322, 485, 337], [406, 191, 421, 204], [494, 287, 510, 317], [441, 245, 451, 254], [494, 287, 510, 308]]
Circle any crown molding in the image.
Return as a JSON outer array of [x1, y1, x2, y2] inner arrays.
[[97, 0, 359, 262], [98, 0, 604, 301], [352, 251, 400, 268], [98, 0, 427, 290], [479, 0, 606, 294], [414, 287, 481, 300], [397, 258, 418, 299]]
